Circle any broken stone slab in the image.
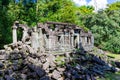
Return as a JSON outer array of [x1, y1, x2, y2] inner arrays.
[[115, 61, 120, 68], [21, 74, 27, 80], [58, 77, 64, 80], [0, 70, 3, 76], [90, 75, 96, 80], [46, 54, 56, 62], [49, 61, 56, 68], [43, 62, 49, 70], [27, 72, 38, 78], [85, 74, 91, 80], [64, 71, 72, 79], [57, 67, 65, 72], [4, 69, 13, 75], [9, 53, 22, 60], [40, 76, 51, 80], [52, 70, 61, 80], [0, 62, 4, 69], [28, 64, 46, 78], [40, 56, 47, 63], [0, 50, 5, 55], [75, 64, 82, 71], [0, 54, 6, 60], [92, 56, 105, 65], [4, 75, 15, 80]]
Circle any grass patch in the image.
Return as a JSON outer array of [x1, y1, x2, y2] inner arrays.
[[97, 72, 120, 80], [106, 52, 120, 61]]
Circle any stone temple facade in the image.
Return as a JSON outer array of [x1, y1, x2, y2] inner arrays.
[[12, 21, 94, 53]]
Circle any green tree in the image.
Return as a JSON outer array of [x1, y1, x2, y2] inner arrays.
[[82, 2, 120, 53]]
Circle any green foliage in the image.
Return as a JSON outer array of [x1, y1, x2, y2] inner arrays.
[[82, 2, 120, 53], [107, 2, 120, 11], [78, 6, 94, 15]]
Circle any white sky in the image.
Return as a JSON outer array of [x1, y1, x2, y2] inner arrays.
[[73, 0, 108, 11]]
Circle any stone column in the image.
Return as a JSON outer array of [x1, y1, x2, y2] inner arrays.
[[85, 37, 87, 45], [71, 34, 74, 49], [77, 34, 80, 48], [22, 29, 28, 42], [44, 34, 48, 49], [61, 34, 65, 51], [63, 34, 65, 48], [91, 36, 94, 45], [48, 36, 52, 52], [31, 27, 39, 52], [68, 32, 71, 49], [12, 25, 17, 43], [38, 28, 45, 53]]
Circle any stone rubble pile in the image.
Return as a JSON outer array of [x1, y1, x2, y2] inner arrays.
[[0, 41, 119, 80], [64, 51, 117, 80]]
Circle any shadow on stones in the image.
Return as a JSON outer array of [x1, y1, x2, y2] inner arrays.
[[63, 45, 117, 80], [0, 49, 50, 80]]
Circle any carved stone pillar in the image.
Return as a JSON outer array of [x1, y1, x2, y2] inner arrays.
[[48, 36, 52, 51], [91, 36, 94, 45], [12, 25, 17, 43], [68, 32, 71, 49], [31, 27, 39, 52], [85, 37, 87, 45], [77, 34, 80, 48], [71, 34, 74, 49], [22, 29, 28, 42], [38, 27, 45, 53], [44, 34, 48, 49], [60, 34, 65, 51]]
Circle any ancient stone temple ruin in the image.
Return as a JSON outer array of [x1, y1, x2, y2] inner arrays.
[[12, 21, 94, 52]]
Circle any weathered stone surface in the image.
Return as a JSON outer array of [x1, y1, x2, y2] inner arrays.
[[52, 70, 61, 80], [40, 76, 50, 80], [4, 75, 15, 80], [92, 56, 105, 65], [21, 74, 27, 80], [43, 62, 49, 70], [115, 61, 120, 68], [0, 62, 4, 69], [28, 64, 46, 78]]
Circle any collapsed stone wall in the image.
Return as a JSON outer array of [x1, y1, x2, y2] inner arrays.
[[0, 41, 119, 80]]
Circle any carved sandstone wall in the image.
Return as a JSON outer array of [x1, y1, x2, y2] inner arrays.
[[12, 21, 94, 53]]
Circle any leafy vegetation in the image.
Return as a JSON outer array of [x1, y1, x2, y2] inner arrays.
[[0, 0, 120, 54], [82, 2, 120, 53]]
